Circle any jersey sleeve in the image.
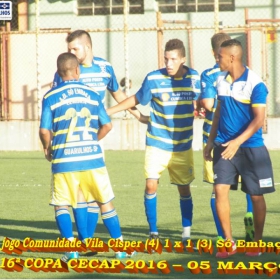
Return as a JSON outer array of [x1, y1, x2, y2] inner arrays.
[[251, 82, 268, 106], [135, 75, 152, 106], [200, 70, 217, 100], [40, 97, 53, 130], [105, 64, 119, 92], [192, 71, 201, 101], [97, 95, 111, 126], [52, 72, 63, 88]]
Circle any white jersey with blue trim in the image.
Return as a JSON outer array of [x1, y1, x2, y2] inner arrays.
[[216, 67, 268, 147], [52, 57, 119, 104], [136, 66, 200, 152]]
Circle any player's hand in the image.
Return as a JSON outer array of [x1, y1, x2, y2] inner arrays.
[[44, 147, 52, 162], [221, 139, 240, 160], [139, 113, 149, 124], [204, 142, 214, 161]]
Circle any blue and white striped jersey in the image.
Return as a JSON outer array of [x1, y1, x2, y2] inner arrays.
[[40, 80, 111, 174], [136, 66, 200, 152], [216, 67, 268, 147], [52, 57, 119, 104], [200, 64, 220, 144]]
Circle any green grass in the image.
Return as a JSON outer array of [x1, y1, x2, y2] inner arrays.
[[0, 150, 280, 279]]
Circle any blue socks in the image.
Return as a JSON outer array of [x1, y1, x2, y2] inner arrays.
[[102, 209, 122, 239], [210, 192, 225, 238], [55, 208, 73, 239], [72, 202, 88, 240], [180, 195, 193, 227], [87, 205, 99, 237], [246, 194, 253, 213], [144, 192, 157, 233]]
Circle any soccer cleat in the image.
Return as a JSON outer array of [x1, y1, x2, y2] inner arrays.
[[244, 212, 254, 242], [61, 252, 79, 263], [79, 249, 98, 257], [148, 233, 160, 254], [245, 251, 262, 257], [216, 240, 237, 259], [182, 238, 198, 252], [115, 251, 137, 259]]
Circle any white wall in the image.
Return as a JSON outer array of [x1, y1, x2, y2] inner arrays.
[[0, 118, 279, 151]]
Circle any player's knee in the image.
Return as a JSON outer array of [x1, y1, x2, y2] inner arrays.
[[145, 180, 157, 193]]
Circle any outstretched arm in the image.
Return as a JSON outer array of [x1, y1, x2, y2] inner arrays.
[[107, 95, 139, 116], [110, 89, 148, 123]]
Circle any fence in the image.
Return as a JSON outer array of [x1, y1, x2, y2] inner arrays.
[[0, 0, 280, 150]]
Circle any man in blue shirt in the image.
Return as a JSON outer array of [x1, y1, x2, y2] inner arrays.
[[108, 39, 200, 248], [52, 30, 147, 247], [204, 39, 275, 258], [40, 52, 134, 261], [200, 33, 254, 243]]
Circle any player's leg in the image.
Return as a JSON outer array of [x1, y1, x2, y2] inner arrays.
[[244, 193, 254, 242], [145, 179, 159, 238], [240, 146, 275, 256], [203, 152, 225, 241], [168, 149, 195, 245], [250, 195, 266, 241], [144, 146, 169, 241], [51, 173, 80, 262], [213, 144, 238, 258], [82, 167, 135, 259]]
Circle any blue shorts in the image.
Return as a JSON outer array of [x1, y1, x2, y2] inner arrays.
[[213, 143, 275, 195]]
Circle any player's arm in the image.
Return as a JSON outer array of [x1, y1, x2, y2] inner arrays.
[[107, 94, 139, 116], [98, 122, 112, 141], [203, 101, 220, 161], [200, 98, 215, 112], [221, 106, 265, 160], [39, 128, 52, 162], [200, 69, 216, 111], [109, 88, 148, 124]]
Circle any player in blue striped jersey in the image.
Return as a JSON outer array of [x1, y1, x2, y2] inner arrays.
[[200, 33, 254, 243], [108, 39, 200, 248], [52, 30, 147, 247], [40, 53, 134, 261], [204, 39, 275, 258]]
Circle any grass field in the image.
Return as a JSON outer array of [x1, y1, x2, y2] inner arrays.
[[0, 150, 280, 279]]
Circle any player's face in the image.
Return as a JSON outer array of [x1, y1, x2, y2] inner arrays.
[[218, 47, 231, 72], [164, 50, 186, 78], [68, 38, 88, 64]]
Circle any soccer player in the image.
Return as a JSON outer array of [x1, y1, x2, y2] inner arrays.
[[107, 39, 200, 247], [200, 33, 254, 242], [40, 52, 134, 261], [204, 39, 275, 258], [52, 30, 147, 245]]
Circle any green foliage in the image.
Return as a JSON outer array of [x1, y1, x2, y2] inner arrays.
[[0, 151, 279, 279]]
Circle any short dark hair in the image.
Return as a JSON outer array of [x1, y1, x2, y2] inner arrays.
[[211, 33, 231, 53], [57, 52, 79, 77], [220, 38, 242, 48], [66, 30, 92, 47], [165, 39, 186, 57], [120, 77, 131, 87]]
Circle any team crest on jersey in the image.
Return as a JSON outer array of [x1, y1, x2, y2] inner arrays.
[[99, 64, 107, 74], [191, 79, 197, 88], [161, 93, 170, 101]]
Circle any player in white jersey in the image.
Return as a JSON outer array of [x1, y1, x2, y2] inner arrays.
[[204, 39, 275, 258]]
